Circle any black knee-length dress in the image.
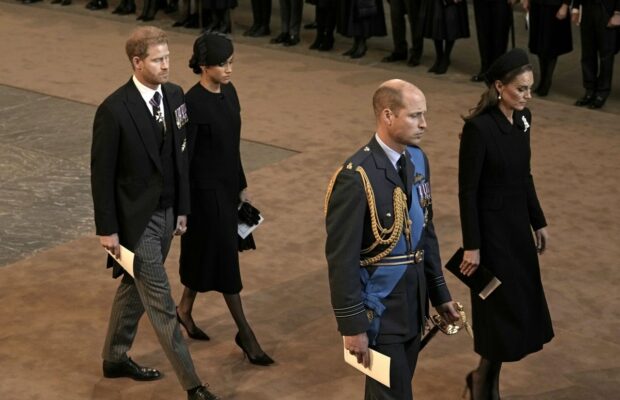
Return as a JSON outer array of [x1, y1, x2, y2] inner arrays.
[[179, 82, 247, 294]]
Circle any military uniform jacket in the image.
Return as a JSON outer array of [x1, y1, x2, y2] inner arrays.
[[91, 79, 190, 278], [325, 136, 452, 343]]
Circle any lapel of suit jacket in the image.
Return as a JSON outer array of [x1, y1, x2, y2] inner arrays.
[[124, 79, 163, 173], [368, 136, 403, 189]]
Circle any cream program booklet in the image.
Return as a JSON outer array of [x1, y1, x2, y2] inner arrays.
[[105, 245, 135, 278], [343, 340, 391, 388]]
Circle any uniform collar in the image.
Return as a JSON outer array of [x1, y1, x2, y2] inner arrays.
[[375, 133, 405, 170]]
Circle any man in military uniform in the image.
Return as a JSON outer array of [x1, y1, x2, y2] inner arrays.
[[325, 79, 459, 399]]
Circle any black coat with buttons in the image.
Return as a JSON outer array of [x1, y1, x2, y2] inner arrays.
[[459, 106, 554, 361]]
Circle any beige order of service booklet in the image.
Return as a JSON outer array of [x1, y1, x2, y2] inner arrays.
[[105, 245, 135, 278], [343, 340, 391, 388]]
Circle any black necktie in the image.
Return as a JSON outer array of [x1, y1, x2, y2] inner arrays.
[[398, 154, 412, 209], [397, 154, 408, 190], [149, 92, 165, 134]]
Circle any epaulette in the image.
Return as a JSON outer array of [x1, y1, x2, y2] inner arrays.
[[343, 145, 373, 171]]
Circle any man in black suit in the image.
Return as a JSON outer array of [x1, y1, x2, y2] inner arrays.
[[382, 0, 424, 66], [325, 79, 459, 400], [91, 26, 219, 400], [572, 0, 620, 109]]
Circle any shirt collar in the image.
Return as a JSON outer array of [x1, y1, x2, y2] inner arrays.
[[132, 75, 162, 111], [375, 133, 404, 170]]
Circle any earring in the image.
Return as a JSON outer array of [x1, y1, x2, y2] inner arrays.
[[498, 93, 502, 100]]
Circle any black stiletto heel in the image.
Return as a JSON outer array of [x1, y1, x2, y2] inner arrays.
[[176, 308, 210, 341], [234, 332, 274, 366]]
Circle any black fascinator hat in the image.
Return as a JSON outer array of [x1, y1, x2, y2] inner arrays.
[[484, 48, 530, 86], [188, 33, 234, 74]]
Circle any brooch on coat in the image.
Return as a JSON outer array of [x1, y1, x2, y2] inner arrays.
[[521, 115, 530, 132], [181, 137, 187, 152]]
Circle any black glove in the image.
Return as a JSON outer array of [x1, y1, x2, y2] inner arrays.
[[238, 233, 256, 252], [238, 202, 261, 226]]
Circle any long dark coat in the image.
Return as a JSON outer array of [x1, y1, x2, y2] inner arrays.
[[179, 82, 247, 294], [458, 107, 554, 362], [528, 0, 573, 58]]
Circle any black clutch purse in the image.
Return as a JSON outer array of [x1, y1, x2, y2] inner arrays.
[[238, 202, 261, 252], [444, 248, 501, 300]]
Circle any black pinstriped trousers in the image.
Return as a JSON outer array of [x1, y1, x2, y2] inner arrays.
[[102, 208, 201, 390]]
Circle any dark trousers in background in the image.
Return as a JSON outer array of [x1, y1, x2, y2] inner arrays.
[[389, 0, 423, 59], [102, 208, 202, 390], [279, 0, 304, 36], [473, 0, 512, 74], [580, 2, 617, 98], [364, 335, 421, 400]]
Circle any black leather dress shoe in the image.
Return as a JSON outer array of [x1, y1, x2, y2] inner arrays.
[[22, 0, 42, 4], [309, 36, 322, 50], [350, 42, 367, 59], [249, 25, 270, 37], [113, 2, 135, 14], [270, 32, 290, 44], [588, 95, 606, 109], [407, 55, 420, 67], [318, 36, 334, 51], [575, 93, 595, 107], [86, 0, 107, 9], [60, 0, 71, 5], [188, 385, 220, 400], [381, 52, 407, 63], [283, 34, 300, 47], [103, 358, 162, 381]]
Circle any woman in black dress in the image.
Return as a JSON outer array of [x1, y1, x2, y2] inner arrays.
[[422, 0, 470, 74], [337, 0, 387, 58], [458, 49, 553, 399], [177, 33, 274, 366], [523, 0, 572, 96]]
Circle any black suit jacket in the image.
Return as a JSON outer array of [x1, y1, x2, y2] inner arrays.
[[573, 0, 620, 15], [91, 78, 190, 277], [325, 137, 451, 342]]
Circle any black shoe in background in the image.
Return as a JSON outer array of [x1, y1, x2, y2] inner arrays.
[[382, 52, 407, 63], [588, 95, 607, 109], [304, 21, 317, 29], [283, 34, 300, 47], [270, 32, 290, 44], [575, 93, 595, 107]]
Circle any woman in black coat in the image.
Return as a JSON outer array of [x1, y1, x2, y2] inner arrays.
[[458, 49, 553, 399], [523, 0, 572, 96], [177, 33, 273, 366]]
